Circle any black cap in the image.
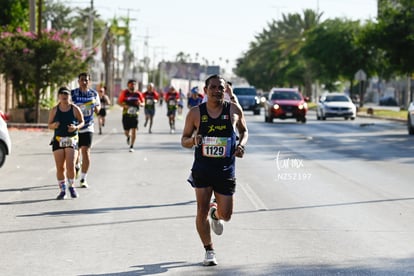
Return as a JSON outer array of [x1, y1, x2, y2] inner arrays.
[[127, 79, 137, 84], [58, 86, 71, 94]]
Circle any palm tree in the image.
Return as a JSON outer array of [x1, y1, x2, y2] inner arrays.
[[175, 52, 191, 63], [71, 6, 105, 49], [236, 9, 322, 94], [43, 0, 73, 31], [276, 9, 323, 96]]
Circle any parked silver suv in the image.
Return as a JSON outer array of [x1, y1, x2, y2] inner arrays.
[[233, 86, 261, 115], [408, 101, 414, 135], [0, 112, 11, 168]]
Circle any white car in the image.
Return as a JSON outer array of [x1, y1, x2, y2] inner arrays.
[[408, 101, 414, 135], [317, 93, 356, 120], [0, 113, 11, 168]]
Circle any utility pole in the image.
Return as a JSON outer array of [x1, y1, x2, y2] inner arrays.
[[142, 30, 153, 74], [86, 0, 94, 50], [34, 0, 43, 123], [271, 5, 286, 21], [86, 0, 94, 79], [37, 0, 42, 37], [158, 61, 165, 92], [134, 31, 152, 88], [119, 8, 140, 21], [406, 75, 411, 108], [29, 0, 36, 33], [152, 46, 166, 84], [102, 24, 115, 101], [119, 8, 138, 84]]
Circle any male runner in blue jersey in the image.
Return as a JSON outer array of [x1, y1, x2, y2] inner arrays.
[[71, 72, 100, 188], [181, 74, 248, 266]]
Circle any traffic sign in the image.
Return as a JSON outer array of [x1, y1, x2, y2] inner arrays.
[[355, 69, 367, 81]]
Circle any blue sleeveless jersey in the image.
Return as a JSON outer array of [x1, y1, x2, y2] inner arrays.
[[71, 88, 100, 133], [191, 102, 237, 178]]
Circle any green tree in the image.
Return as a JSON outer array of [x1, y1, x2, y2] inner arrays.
[[236, 23, 284, 90], [236, 9, 322, 95], [43, 0, 74, 31], [0, 0, 29, 31], [302, 18, 376, 104], [359, 21, 393, 81], [374, 0, 414, 76], [42, 1, 107, 49], [109, 17, 135, 79], [377, 0, 414, 106], [0, 28, 90, 122], [175, 52, 191, 63], [71, 6, 106, 49]]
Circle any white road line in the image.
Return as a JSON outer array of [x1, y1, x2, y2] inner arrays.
[[239, 182, 268, 211]]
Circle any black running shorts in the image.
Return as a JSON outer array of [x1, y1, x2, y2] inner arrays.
[[191, 171, 236, 196], [122, 115, 138, 130], [78, 132, 93, 148]]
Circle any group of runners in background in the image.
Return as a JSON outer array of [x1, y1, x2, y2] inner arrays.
[[48, 73, 248, 267]]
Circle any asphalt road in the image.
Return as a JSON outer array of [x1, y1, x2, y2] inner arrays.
[[1, 105, 413, 276]]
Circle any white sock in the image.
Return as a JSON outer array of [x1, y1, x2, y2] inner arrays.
[[58, 180, 66, 191], [68, 179, 74, 187]]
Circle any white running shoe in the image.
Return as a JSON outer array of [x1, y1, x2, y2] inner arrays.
[[203, 250, 217, 266], [75, 166, 80, 179], [129, 148, 134, 152], [209, 203, 223, 235], [80, 179, 89, 188]]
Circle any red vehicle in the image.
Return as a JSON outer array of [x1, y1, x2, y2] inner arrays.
[[264, 88, 308, 123], [0, 110, 9, 122]]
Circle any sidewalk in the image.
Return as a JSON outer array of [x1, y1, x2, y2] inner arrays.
[[7, 122, 48, 130], [356, 104, 406, 122]]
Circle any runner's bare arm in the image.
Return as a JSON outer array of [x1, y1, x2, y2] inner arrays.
[[73, 105, 85, 130], [231, 103, 248, 158], [48, 107, 59, 130], [181, 107, 200, 149]]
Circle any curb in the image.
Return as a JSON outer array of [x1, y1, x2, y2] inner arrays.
[[357, 113, 406, 123], [7, 123, 48, 129]]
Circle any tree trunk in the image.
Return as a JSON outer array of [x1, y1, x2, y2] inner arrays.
[[35, 85, 41, 123], [303, 67, 313, 98], [102, 28, 115, 102], [406, 74, 411, 108]]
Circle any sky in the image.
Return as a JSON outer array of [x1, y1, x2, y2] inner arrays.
[[67, 0, 378, 73]]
